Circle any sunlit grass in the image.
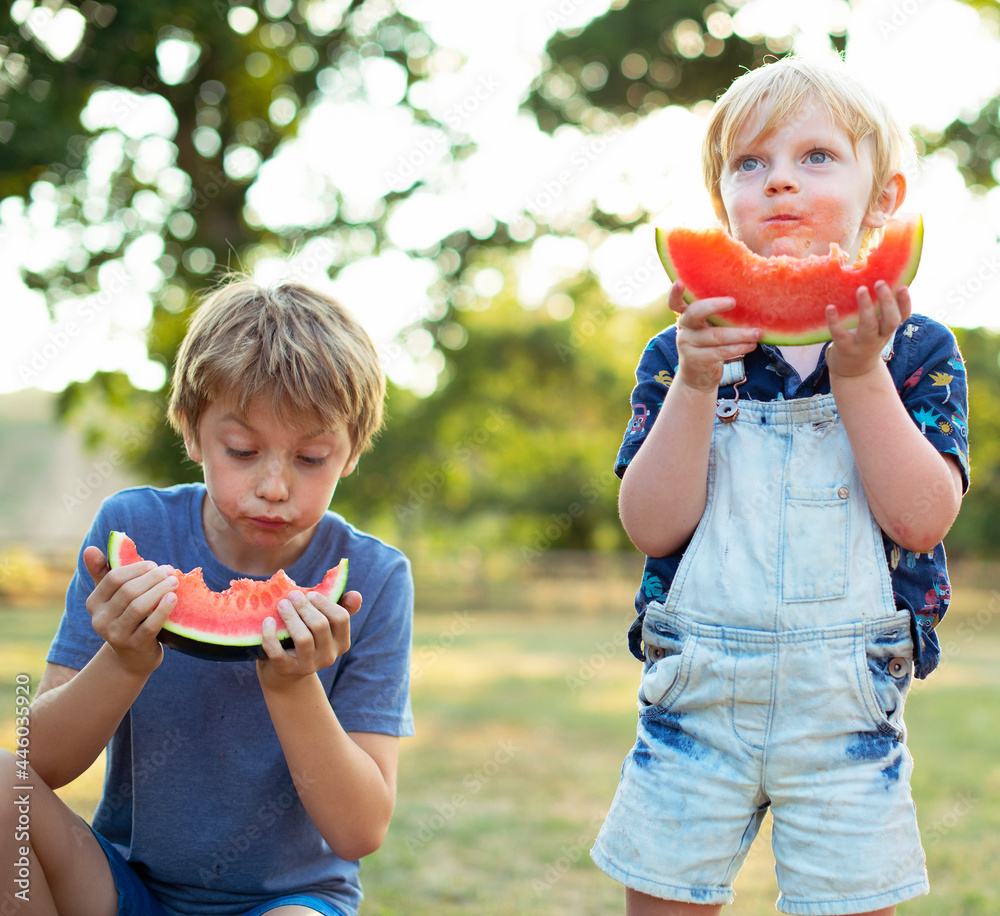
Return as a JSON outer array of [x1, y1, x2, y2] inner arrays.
[[2, 576, 999, 915]]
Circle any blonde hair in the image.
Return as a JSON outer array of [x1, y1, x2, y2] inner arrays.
[[168, 277, 385, 460], [702, 57, 914, 251]]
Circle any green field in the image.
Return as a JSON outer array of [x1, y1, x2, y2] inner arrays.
[[3, 570, 999, 915]]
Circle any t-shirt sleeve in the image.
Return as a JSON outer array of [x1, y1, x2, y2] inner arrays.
[[47, 497, 127, 671], [327, 552, 415, 738], [615, 329, 679, 478], [893, 317, 970, 493]]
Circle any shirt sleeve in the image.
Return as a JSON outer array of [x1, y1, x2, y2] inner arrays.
[[891, 316, 970, 492], [615, 328, 679, 478], [47, 497, 125, 671], [327, 551, 415, 737]]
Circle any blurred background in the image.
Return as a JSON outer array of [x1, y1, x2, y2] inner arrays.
[[2, 1, 1000, 913]]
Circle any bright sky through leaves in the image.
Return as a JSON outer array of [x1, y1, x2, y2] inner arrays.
[[3, 0, 1000, 395]]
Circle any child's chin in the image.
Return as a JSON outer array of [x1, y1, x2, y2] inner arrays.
[[767, 236, 816, 258]]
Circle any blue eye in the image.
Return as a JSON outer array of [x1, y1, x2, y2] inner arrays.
[[807, 150, 832, 164], [737, 157, 761, 172]]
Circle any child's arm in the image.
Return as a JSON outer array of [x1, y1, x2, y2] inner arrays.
[[29, 548, 178, 788], [619, 282, 761, 558], [257, 590, 397, 861], [828, 282, 964, 551]]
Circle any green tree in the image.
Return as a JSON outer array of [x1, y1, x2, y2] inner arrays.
[[946, 327, 1000, 555], [1, 0, 456, 476], [333, 259, 669, 555]]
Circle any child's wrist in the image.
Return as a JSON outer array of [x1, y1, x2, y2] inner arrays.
[[673, 369, 729, 396], [827, 357, 891, 388]]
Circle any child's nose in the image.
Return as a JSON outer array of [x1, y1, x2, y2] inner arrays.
[[256, 460, 290, 501], [766, 166, 798, 195]]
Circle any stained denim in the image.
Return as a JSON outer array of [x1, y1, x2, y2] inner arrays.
[[592, 393, 929, 915]]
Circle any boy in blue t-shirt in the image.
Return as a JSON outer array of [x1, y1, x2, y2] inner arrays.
[[591, 59, 969, 916], [2, 278, 413, 916]]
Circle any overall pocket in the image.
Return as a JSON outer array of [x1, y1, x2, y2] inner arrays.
[[781, 486, 850, 601], [857, 622, 914, 736], [638, 619, 694, 710]]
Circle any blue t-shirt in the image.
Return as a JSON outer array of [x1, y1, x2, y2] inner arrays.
[[617, 314, 970, 679], [47, 483, 414, 916]]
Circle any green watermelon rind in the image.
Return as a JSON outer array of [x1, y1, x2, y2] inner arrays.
[[654, 214, 924, 346], [107, 530, 349, 661]]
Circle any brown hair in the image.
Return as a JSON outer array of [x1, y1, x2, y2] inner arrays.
[[168, 277, 385, 460], [702, 57, 914, 252]]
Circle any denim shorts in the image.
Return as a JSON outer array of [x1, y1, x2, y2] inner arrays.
[[90, 825, 346, 916], [592, 394, 930, 915], [591, 608, 929, 914]]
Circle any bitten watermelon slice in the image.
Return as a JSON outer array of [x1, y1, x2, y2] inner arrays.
[[107, 531, 348, 662], [654, 213, 923, 345]]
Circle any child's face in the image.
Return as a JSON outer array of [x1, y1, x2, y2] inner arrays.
[[184, 396, 358, 575], [718, 102, 886, 262]]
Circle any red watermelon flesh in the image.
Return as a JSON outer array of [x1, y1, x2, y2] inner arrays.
[[654, 213, 923, 345], [107, 531, 348, 661]]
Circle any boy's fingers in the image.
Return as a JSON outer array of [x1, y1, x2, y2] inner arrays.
[[338, 590, 362, 616], [138, 591, 177, 636], [896, 286, 912, 322], [259, 616, 286, 659], [83, 546, 111, 585], [667, 280, 686, 311], [676, 298, 738, 333]]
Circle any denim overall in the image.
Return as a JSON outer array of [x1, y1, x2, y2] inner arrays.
[[592, 392, 929, 915]]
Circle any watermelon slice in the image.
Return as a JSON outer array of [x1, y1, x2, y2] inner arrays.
[[654, 213, 923, 345], [107, 531, 348, 662]]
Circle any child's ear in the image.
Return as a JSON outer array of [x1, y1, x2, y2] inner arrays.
[[179, 416, 203, 464], [341, 455, 360, 478], [865, 172, 906, 228]]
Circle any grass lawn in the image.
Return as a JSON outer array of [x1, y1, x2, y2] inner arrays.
[[2, 569, 999, 915]]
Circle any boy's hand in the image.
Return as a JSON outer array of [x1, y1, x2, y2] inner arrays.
[[670, 281, 760, 391], [257, 589, 362, 688], [83, 546, 176, 675], [826, 281, 910, 378]]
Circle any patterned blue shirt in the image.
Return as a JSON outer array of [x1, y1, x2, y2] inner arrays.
[[616, 314, 970, 678]]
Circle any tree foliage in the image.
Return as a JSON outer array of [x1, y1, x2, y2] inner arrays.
[[333, 263, 667, 555], [4, 0, 1000, 560], [2, 0, 455, 473], [526, 0, 832, 135]]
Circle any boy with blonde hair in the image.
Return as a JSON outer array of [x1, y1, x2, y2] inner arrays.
[[3, 278, 413, 916], [592, 57, 969, 915]]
